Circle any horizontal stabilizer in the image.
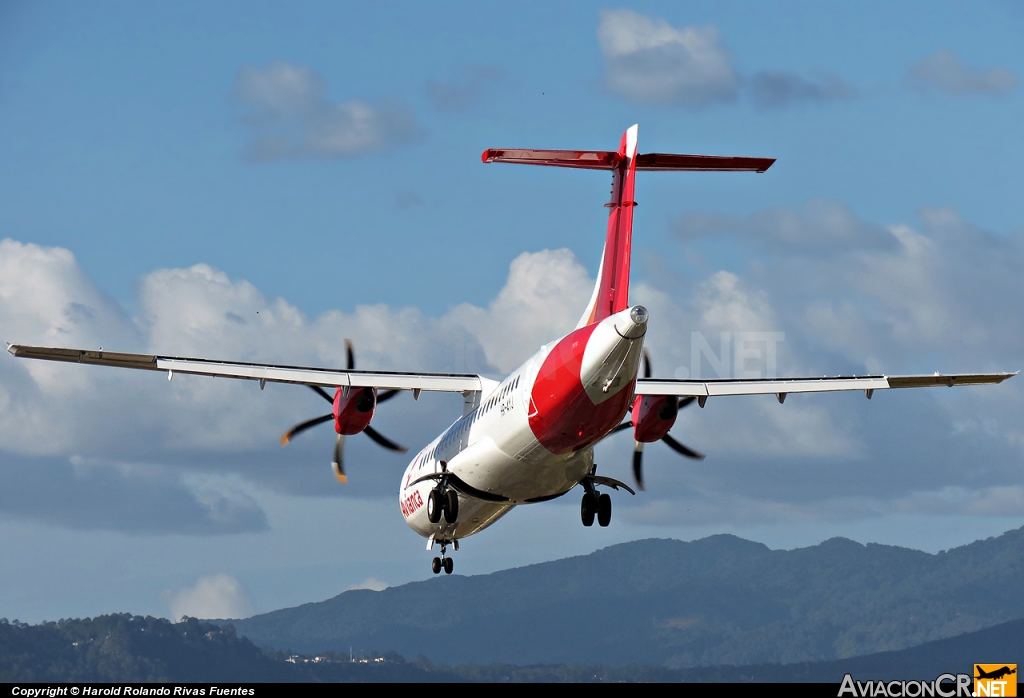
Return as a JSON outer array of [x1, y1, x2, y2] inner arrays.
[[481, 148, 620, 169], [482, 149, 774, 173], [635, 153, 774, 173]]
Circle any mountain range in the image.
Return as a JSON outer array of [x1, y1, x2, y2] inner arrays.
[[226, 524, 1024, 668]]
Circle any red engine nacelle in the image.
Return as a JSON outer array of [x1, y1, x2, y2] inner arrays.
[[333, 386, 377, 435], [631, 394, 678, 442]]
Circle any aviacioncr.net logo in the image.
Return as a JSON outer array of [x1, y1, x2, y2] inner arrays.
[[839, 673, 972, 697]]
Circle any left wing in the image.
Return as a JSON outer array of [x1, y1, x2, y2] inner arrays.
[[7, 345, 483, 393], [636, 373, 1016, 403]]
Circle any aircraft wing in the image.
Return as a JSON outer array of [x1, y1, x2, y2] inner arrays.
[[636, 373, 1016, 401], [7, 345, 483, 393]]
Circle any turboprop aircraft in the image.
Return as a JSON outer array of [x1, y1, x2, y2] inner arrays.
[[8, 125, 1015, 575]]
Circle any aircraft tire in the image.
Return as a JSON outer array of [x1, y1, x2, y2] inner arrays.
[[581, 493, 596, 527], [427, 489, 442, 524], [597, 493, 612, 527], [431, 557, 442, 574], [444, 489, 459, 523], [443, 557, 454, 575]]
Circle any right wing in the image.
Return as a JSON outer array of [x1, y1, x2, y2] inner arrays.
[[636, 372, 1016, 403], [7, 345, 483, 394]]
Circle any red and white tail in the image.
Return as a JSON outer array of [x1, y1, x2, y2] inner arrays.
[[482, 125, 775, 328]]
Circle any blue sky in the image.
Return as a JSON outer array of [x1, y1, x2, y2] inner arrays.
[[1, 2, 1022, 623]]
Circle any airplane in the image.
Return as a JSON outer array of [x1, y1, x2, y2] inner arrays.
[[8, 125, 1015, 576], [975, 666, 1016, 681]]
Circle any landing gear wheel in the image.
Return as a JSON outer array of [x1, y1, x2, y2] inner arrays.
[[581, 493, 596, 527], [443, 557, 454, 575], [444, 489, 459, 524], [431, 557, 442, 574], [597, 493, 612, 527], [427, 489, 442, 524]]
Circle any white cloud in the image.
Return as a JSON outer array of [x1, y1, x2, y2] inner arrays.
[[2, 207, 1020, 537], [345, 577, 388, 592], [904, 49, 1019, 96], [233, 62, 423, 160], [167, 574, 253, 621], [448, 249, 593, 373], [596, 9, 740, 106]]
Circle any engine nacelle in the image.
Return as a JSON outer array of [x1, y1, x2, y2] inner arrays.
[[334, 386, 376, 435], [631, 394, 677, 443]]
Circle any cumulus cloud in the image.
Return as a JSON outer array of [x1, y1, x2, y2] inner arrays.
[[3, 209, 1021, 538], [426, 65, 505, 111], [749, 71, 858, 109], [167, 574, 253, 621], [232, 62, 423, 161], [676, 199, 896, 253], [904, 49, 1019, 96], [596, 9, 740, 107]]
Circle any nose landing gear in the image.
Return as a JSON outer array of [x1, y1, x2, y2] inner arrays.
[[430, 540, 456, 574]]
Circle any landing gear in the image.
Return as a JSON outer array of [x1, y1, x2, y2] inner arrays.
[[581, 493, 596, 527], [431, 540, 455, 575], [444, 489, 459, 524], [597, 493, 612, 527], [427, 489, 443, 524], [581, 489, 612, 527], [427, 461, 459, 526]]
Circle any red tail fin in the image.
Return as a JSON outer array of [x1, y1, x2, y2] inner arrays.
[[583, 125, 638, 326]]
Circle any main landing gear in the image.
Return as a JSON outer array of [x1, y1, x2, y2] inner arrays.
[[431, 540, 455, 575], [581, 486, 612, 527], [427, 487, 459, 524], [426, 461, 459, 525]]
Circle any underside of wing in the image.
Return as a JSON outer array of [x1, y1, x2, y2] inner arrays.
[[636, 372, 1016, 399], [7, 344, 483, 393]]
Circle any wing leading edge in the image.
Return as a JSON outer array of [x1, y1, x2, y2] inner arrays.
[[7, 345, 483, 393]]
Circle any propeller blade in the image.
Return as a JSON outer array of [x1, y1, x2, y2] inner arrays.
[[611, 421, 632, 434], [643, 350, 651, 379], [332, 434, 347, 483], [377, 389, 400, 403], [309, 385, 334, 405], [345, 339, 355, 371], [632, 441, 645, 491], [280, 413, 334, 445], [363, 425, 408, 453], [662, 432, 705, 460]]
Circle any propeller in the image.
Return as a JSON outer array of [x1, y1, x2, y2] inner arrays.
[[616, 351, 705, 491], [280, 339, 407, 483]]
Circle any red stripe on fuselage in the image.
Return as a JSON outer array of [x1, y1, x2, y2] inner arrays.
[[528, 324, 635, 454]]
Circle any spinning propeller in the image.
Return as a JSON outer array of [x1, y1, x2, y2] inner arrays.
[[610, 351, 705, 491], [279, 340, 407, 483]]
